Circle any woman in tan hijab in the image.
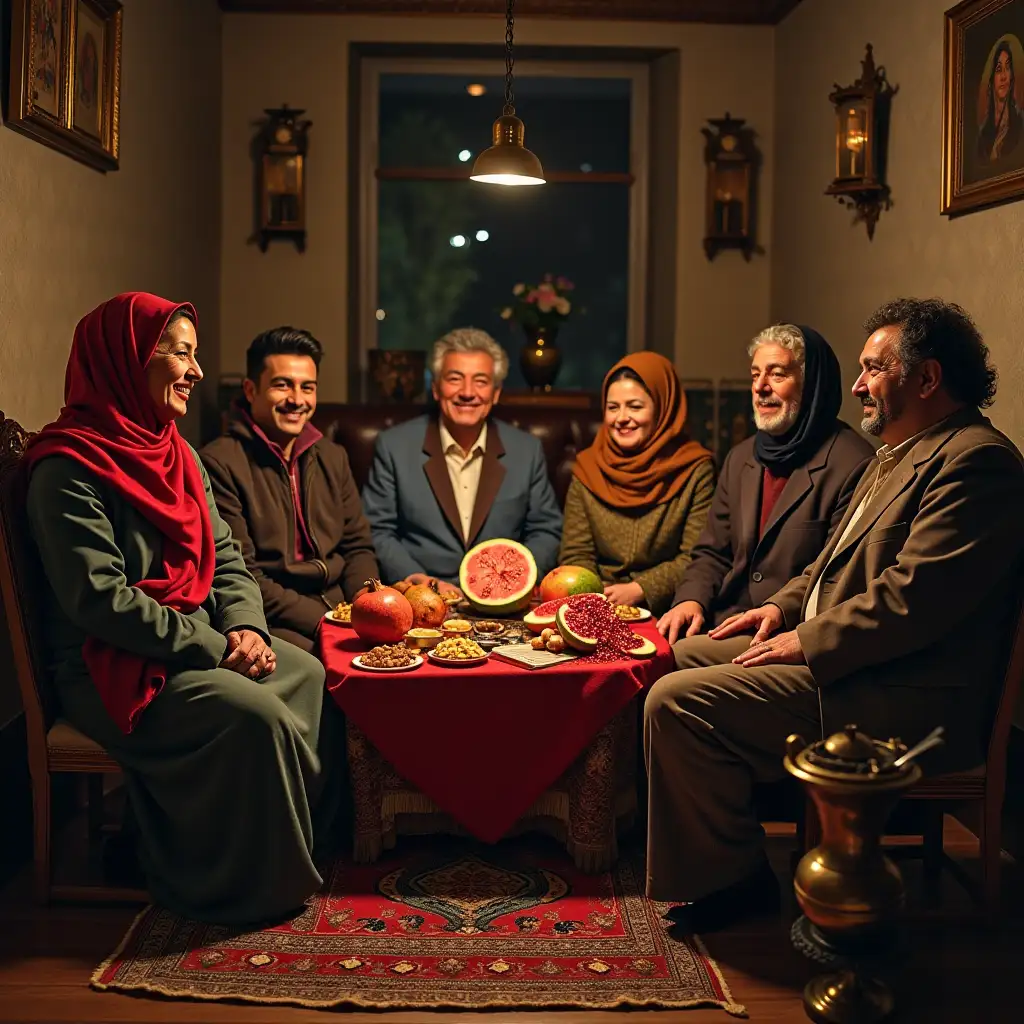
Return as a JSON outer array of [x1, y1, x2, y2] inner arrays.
[[559, 352, 715, 616]]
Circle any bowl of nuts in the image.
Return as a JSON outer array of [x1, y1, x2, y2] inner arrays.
[[531, 627, 567, 655], [472, 619, 505, 637], [428, 636, 489, 665], [352, 644, 423, 672], [404, 627, 443, 651], [441, 618, 474, 638]]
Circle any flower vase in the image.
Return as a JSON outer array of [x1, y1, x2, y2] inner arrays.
[[519, 326, 562, 391]]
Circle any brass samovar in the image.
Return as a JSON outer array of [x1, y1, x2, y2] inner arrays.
[[784, 724, 942, 1024]]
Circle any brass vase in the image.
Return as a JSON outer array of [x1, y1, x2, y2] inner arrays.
[[519, 325, 562, 391], [784, 726, 923, 1024]]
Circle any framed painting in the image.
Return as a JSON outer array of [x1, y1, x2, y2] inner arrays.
[[5, 0, 122, 171], [942, 0, 1024, 214]]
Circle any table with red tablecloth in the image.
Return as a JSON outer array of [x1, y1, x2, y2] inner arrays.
[[321, 621, 674, 872]]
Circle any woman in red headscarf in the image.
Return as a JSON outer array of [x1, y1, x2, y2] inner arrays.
[[559, 352, 716, 617], [24, 292, 336, 925]]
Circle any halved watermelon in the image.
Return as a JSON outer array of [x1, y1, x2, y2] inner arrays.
[[459, 539, 537, 615]]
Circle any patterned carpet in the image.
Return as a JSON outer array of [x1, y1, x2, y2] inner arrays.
[[93, 838, 744, 1015]]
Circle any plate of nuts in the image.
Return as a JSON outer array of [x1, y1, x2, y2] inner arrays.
[[428, 636, 489, 666], [612, 605, 651, 622], [531, 627, 567, 655], [324, 601, 353, 625], [352, 645, 423, 672]]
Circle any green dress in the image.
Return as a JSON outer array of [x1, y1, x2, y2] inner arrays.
[[26, 450, 337, 925], [557, 461, 716, 616]]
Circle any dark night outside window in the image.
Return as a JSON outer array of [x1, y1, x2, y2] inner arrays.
[[375, 73, 633, 392]]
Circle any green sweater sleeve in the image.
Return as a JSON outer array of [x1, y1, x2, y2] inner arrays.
[[557, 478, 600, 576], [26, 456, 230, 669], [632, 459, 717, 616]]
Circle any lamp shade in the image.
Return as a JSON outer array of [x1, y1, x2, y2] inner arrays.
[[470, 114, 545, 186]]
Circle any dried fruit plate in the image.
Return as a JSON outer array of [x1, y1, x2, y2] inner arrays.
[[427, 651, 491, 667], [323, 610, 352, 626], [351, 654, 424, 673]]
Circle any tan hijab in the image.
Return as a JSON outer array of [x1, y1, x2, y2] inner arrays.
[[573, 352, 713, 509]]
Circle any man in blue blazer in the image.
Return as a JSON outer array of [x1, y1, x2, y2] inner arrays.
[[362, 329, 563, 593]]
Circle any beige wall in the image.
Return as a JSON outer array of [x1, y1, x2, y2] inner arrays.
[[773, 0, 1024, 443], [0, 0, 223, 446], [220, 13, 777, 400], [0, 0, 222, 727]]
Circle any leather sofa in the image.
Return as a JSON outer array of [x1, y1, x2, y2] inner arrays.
[[312, 402, 603, 507]]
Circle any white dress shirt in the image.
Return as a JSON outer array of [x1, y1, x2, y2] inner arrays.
[[439, 421, 487, 543]]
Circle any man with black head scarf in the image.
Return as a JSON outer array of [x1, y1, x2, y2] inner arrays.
[[659, 324, 872, 643]]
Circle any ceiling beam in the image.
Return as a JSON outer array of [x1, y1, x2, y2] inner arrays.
[[218, 1, 804, 25]]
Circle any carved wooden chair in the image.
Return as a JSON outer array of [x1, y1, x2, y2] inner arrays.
[[0, 411, 144, 903], [803, 591, 1024, 922]]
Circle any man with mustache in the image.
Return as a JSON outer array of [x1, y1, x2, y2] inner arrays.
[[644, 298, 1024, 934], [201, 327, 379, 652], [659, 323, 872, 643], [362, 328, 562, 592]]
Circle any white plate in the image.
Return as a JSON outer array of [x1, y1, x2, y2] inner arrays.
[[323, 610, 352, 626], [427, 651, 490, 667], [613, 607, 652, 622], [351, 654, 423, 673]]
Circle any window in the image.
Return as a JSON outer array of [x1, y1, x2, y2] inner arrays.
[[358, 60, 648, 396]]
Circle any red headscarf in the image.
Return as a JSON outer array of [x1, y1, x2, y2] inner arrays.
[[25, 292, 215, 734]]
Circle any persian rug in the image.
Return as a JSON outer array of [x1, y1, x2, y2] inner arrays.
[[92, 839, 745, 1016]]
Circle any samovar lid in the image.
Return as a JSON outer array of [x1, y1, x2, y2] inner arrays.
[[787, 723, 909, 781]]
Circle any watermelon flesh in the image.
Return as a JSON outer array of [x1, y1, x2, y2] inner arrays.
[[459, 539, 538, 615]]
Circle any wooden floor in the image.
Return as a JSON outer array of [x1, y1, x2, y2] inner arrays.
[[0, 817, 1020, 1024]]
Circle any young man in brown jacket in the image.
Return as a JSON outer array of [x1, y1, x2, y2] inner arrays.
[[200, 327, 379, 653], [645, 298, 1024, 933]]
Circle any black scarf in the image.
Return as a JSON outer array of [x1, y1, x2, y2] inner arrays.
[[753, 325, 843, 474]]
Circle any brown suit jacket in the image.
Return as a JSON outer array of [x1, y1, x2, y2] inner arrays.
[[672, 424, 873, 625], [770, 409, 1024, 702]]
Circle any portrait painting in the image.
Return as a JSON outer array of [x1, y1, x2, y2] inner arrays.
[[4, 0, 122, 172], [943, 0, 1024, 214]]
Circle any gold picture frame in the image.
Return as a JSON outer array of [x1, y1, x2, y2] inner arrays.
[[5, 0, 122, 172], [942, 0, 1024, 214]]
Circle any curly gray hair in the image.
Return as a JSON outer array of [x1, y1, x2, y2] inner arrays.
[[747, 323, 807, 372], [431, 327, 509, 385]]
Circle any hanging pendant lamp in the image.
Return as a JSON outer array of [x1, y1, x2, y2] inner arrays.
[[470, 0, 545, 186]]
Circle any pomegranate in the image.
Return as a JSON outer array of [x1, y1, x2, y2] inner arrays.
[[351, 579, 414, 645], [556, 593, 647, 657], [404, 578, 448, 630], [392, 580, 412, 595]]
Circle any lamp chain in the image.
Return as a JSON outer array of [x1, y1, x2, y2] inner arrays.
[[503, 0, 515, 116]]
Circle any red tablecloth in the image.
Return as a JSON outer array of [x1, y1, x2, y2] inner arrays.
[[321, 622, 674, 843]]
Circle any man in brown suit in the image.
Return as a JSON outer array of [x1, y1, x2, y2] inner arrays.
[[201, 327, 379, 653], [645, 298, 1024, 932], [659, 324, 872, 642]]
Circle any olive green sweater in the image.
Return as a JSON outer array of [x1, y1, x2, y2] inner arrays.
[[557, 460, 716, 616]]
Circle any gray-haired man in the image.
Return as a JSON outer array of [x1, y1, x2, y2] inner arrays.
[[362, 328, 563, 590]]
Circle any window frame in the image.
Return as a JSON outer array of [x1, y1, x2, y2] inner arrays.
[[357, 56, 650, 398]]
